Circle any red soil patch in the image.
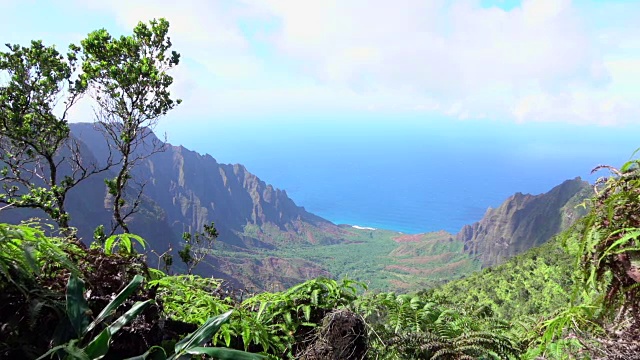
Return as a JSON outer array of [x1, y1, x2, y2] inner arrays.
[[392, 234, 424, 243], [398, 253, 452, 264], [385, 265, 425, 275], [389, 245, 418, 257], [306, 230, 317, 244], [388, 279, 411, 289], [385, 259, 470, 276]]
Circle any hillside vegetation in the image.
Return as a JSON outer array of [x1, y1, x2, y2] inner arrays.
[[432, 234, 577, 322], [0, 221, 523, 359], [1, 152, 639, 358]]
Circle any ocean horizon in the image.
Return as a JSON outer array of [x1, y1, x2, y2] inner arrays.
[[160, 117, 638, 234]]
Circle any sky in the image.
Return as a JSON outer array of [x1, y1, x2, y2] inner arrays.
[[2, 0, 640, 171], [1, 0, 639, 129]]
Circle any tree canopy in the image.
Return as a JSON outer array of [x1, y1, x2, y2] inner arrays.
[[80, 18, 182, 234], [0, 40, 91, 230], [0, 18, 181, 235]]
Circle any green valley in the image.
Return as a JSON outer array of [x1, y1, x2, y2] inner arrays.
[[229, 226, 478, 292]]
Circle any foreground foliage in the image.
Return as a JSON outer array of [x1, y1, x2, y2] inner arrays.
[[355, 292, 520, 359], [575, 160, 640, 320], [0, 223, 262, 359], [433, 153, 640, 359], [0, 221, 522, 359]]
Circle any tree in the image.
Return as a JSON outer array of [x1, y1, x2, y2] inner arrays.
[[80, 18, 181, 234], [178, 222, 218, 275], [0, 40, 108, 231]]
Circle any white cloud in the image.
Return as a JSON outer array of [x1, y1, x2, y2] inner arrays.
[[253, 2, 586, 111], [73, 0, 263, 80], [39, 0, 640, 125]]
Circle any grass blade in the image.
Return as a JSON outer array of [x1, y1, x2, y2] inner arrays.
[[67, 275, 91, 337], [86, 275, 144, 333], [174, 310, 232, 355], [185, 347, 266, 359]]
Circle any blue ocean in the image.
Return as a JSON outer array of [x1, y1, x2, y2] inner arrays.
[[162, 117, 639, 234]]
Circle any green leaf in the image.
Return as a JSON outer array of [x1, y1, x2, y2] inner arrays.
[[242, 326, 251, 350], [67, 275, 91, 337], [302, 305, 311, 322], [223, 328, 231, 347], [84, 328, 111, 360], [174, 310, 232, 355], [123, 346, 167, 360], [104, 234, 146, 255], [36, 340, 87, 360], [410, 296, 423, 310], [185, 347, 266, 360], [104, 235, 117, 255], [621, 159, 640, 173], [601, 230, 640, 261], [82, 299, 151, 359], [22, 244, 40, 274], [86, 275, 144, 333], [123, 234, 147, 254], [255, 301, 267, 321], [107, 299, 153, 335], [121, 235, 132, 254]]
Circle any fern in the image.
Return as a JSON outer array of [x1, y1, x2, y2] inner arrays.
[[355, 292, 521, 359]]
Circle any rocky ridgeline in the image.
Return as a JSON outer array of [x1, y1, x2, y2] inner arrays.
[[3, 124, 341, 287], [457, 178, 592, 267], [62, 123, 337, 247]]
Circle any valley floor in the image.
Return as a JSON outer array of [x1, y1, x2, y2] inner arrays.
[[211, 225, 479, 292]]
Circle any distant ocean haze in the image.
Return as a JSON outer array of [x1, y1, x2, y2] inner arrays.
[[158, 117, 638, 234]]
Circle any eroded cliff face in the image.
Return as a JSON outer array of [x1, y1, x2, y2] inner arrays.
[[57, 124, 342, 289], [0, 127, 176, 250], [132, 143, 336, 250], [64, 123, 337, 249], [457, 178, 592, 267]]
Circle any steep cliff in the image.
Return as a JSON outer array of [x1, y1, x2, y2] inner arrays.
[[66, 123, 338, 247], [134, 142, 338, 249], [1, 124, 343, 288], [457, 178, 592, 267], [0, 128, 176, 250]]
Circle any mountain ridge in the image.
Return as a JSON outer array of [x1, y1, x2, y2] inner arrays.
[[66, 123, 338, 244], [457, 177, 592, 267], [0, 123, 595, 291]]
